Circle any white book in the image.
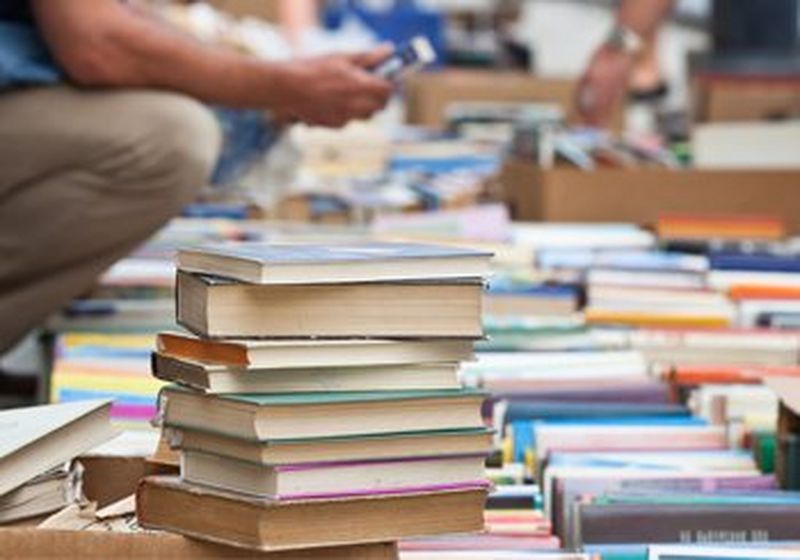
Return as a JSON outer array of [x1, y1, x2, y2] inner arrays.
[[512, 223, 655, 250], [693, 121, 800, 170], [589, 269, 706, 290], [181, 450, 486, 500], [461, 351, 648, 386], [709, 270, 800, 290], [0, 401, 117, 496], [739, 300, 800, 328]]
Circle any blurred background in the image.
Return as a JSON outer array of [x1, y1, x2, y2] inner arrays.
[[3, 0, 800, 411]]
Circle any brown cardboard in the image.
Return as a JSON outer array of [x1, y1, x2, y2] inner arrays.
[[765, 378, 800, 490], [200, 0, 281, 21], [500, 158, 800, 232], [695, 79, 800, 122], [0, 531, 398, 559], [405, 70, 625, 130], [79, 457, 176, 509]]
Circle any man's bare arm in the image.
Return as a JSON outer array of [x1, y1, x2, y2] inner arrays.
[[31, 0, 392, 126], [617, 0, 676, 40], [575, 0, 675, 126]]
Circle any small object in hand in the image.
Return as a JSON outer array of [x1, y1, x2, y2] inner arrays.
[[372, 36, 436, 81]]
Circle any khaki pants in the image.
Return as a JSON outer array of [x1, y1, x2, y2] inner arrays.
[[0, 86, 222, 353]]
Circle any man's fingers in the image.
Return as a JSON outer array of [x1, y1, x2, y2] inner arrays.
[[349, 98, 382, 120], [348, 44, 394, 69], [350, 69, 393, 101]]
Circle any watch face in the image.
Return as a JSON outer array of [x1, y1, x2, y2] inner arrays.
[[606, 26, 643, 54], [606, 28, 628, 51]]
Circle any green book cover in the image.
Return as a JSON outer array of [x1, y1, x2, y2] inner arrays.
[[594, 492, 800, 507]]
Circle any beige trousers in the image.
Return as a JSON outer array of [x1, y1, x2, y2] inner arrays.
[[0, 86, 222, 353]]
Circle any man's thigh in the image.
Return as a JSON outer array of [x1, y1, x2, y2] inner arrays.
[[0, 85, 221, 198], [0, 85, 220, 282]]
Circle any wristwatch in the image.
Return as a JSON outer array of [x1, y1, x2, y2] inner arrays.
[[604, 24, 645, 55]]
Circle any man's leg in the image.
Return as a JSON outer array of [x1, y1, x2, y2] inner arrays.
[[0, 86, 222, 352]]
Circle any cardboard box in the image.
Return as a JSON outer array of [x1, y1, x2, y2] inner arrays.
[[499, 157, 800, 232], [80, 456, 176, 509], [0, 455, 398, 558], [695, 79, 800, 123], [0, 531, 398, 559], [200, 0, 281, 21], [405, 70, 623, 131]]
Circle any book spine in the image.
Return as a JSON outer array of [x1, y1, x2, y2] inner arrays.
[[579, 504, 800, 545]]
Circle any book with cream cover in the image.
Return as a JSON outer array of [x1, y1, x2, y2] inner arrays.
[[0, 400, 117, 496], [167, 427, 494, 466], [180, 451, 488, 500], [156, 332, 475, 369], [176, 271, 484, 339], [160, 386, 487, 441], [152, 352, 461, 394]]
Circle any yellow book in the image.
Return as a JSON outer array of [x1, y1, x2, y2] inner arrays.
[[51, 371, 165, 398], [60, 333, 155, 349], [585, 310, 731, 329]]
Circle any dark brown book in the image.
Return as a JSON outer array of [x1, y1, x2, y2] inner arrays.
[[136, 477, 486, 552], [578, 503, 800, 545], [176, 271, 483, 339]]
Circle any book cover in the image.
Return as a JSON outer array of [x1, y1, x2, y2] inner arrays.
[[177, 241, 492, 284], [180, 387, 487, 408], [578, 502, 800, 545], [711, 253, 800, 274], [0, 400, 117, 496], [181, 242, 492, 266], [137, 476, 487, 551]]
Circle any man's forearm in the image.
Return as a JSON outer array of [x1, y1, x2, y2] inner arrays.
[[617, 0, 675, 39], [32, 0, 300, 110]]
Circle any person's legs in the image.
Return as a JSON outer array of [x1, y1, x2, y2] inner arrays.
[[0, 86, 222, 352]]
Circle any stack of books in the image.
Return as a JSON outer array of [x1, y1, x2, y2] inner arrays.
[[137, 241, 494, 553], [0, 400, 117, 526]]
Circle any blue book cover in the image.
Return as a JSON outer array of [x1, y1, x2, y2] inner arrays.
[[538, 249, 708, 273], [710, 252, 800, 273], [504, 401, 690, 423], [547, 449, 753, 471], [181, 241, 492, 265], [57, 389, 155, 407], [511, 417, 707, 463], [487, 280, 578, 299]]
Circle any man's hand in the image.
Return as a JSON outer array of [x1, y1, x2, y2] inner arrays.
[[31, 0, 391, 125], [278, 47, 394, 128], [575, 44, 635, 127]]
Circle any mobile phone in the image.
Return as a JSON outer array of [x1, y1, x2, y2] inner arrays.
[[372, 36, 436, 80]]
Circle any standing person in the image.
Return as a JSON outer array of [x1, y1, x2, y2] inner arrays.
[[0, 0, 393, 353], [576, 0, 799, 127]]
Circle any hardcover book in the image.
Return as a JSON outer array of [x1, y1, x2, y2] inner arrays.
[[167, 427, 494, 466], [160, 386, 487, 440], [176, 271, 484, 339], [137, 476, 487, 551], [180, 451, 488, 500], [152, 352, 461, 394], [0, 400, 117, 496], [156, 332, 475, 368], [176, 241, 492, 285]]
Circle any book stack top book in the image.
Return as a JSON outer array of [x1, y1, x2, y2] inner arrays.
[[139, 240, 494, 552]]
